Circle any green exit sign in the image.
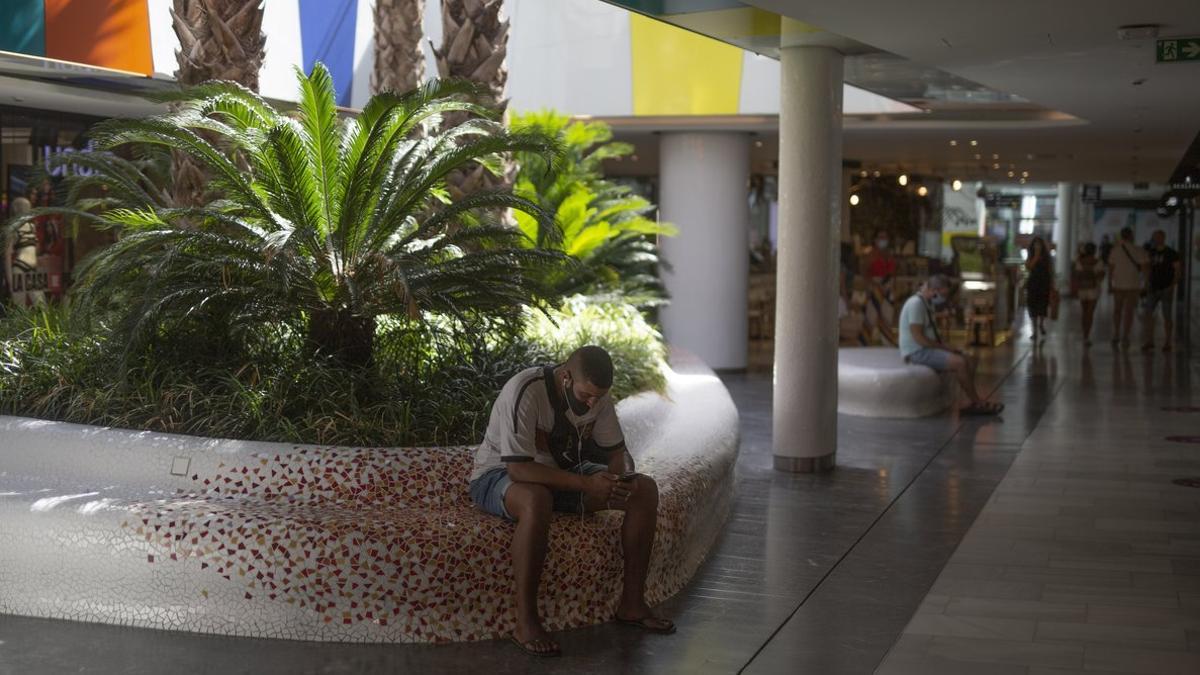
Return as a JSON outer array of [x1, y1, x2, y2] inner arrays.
[[1157, 37, 1200, 62]]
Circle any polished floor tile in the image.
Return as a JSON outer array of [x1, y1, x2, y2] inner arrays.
[[877, 305, 1200, 675]]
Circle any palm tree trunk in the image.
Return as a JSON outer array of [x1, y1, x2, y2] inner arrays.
[[372, 0, 426, 95], [433, 0, 510, 201], [307, 308, 376, 369], [169, 0, 266, 207]]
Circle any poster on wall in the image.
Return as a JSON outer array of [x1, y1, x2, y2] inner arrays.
[[5, 167, 64, 306]]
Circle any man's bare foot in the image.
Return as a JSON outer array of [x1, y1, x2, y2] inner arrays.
[[512, 621, 560, 656], [615, 602, 676, 634]]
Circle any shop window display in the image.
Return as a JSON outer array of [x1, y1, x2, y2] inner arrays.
[[1, 106, 108, 308]]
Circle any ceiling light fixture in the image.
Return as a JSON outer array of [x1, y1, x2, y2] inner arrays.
[[849, 194, 860, 206], [873, 170, 881, 178], [917, 186, 928, 197], [898, 174, 909, 186], [1007, 171, 1015, 178], [1117, 24, 1160, 41], [860, 170, 868, 177], [949, 140, 958, 146], [992, 153, 999, 160], [992, 163, 1000, 170], [952, 179, 963, 191], [970, 140, 978, 146]]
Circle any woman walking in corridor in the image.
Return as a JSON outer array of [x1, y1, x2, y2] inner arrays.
[[1025, 236, 1052, 341], [1073, 242, 1104, 346]]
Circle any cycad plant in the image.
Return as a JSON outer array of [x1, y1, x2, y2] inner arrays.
[[9, 65, 563, 369], [510, 110, 676, 308]]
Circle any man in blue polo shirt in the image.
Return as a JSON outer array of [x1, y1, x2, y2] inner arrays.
[[899, 274, 1003, 415]]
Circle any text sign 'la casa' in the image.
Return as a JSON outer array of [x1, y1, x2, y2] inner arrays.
[[1157, 37, 1200, 63]]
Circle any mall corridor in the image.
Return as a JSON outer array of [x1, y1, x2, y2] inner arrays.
[[1, 307, 1194, 674]]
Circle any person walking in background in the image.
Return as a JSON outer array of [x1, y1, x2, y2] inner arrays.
[[1142, 229, 1181, 353], [1099, 234, 1113, 267], [1074, 242, 1104, 346], [1025, 236, 1052, 341], [1108, 226, 1148, 350]]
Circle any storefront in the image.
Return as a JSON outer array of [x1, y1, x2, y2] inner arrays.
[[1, 104, 108, 307]]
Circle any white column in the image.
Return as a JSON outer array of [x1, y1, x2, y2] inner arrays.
[[774, 46, 843, 473], [658, 132, 751, 370], [1054, 182, 1076, 285]]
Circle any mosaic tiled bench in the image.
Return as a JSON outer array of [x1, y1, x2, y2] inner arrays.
[[0, 351, 738, 643], [838, 347, 957, 418]]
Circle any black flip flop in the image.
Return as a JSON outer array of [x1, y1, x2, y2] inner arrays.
[[615, 615, 677, 635], [509, 634, 561, 657], [961, 401, 1003, 416]]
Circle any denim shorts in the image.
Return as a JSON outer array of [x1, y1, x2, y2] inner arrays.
[[469, 461, 609, 521], [905, 347, 951, 371], [1144, 289, 1175, 316]]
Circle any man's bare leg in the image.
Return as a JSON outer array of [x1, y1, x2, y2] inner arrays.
[[615, 477, 662, 620], [504, 482, 558, 654], [1112, 293, 1126, 343], [1121, 295, 1137, 345], [583, 477, 673, 631], [948, 352, 981, 404]]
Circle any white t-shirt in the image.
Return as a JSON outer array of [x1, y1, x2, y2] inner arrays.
[[1109, 240, 1148, 291], [470, 366, 625, 482]]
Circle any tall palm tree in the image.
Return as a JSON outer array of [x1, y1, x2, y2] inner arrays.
[[12, 66, 563, 369], [169, 0, 267, 206], [372, 0, 427, 95], [433, 0, 510, 200]]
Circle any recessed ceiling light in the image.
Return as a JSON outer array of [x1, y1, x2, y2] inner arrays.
[[969, 140, 978, 146], [1117, 24, 1159, 41], [917, 186, 929, 197], [849, 194, 860, 206], [973, 154, 981, 160], [951, 179, 963, 191], [898, 174, 909, 186], [992, 163, 1000, 169], [1019, 178, 1027, 184], [754, 140, 763, 148], [860, 170, 868, 177], [873, 170, 881, 178], [992, 153, 999, 160], [1021, 171, 1029, 178], [949, 140, 958, 146], [1007, 171, 1015, 178]]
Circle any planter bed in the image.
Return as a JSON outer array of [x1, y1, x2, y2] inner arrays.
[[0, 350, 738, 643]]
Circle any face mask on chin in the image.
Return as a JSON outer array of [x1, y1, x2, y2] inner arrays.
[[563, 377, 591, 416]]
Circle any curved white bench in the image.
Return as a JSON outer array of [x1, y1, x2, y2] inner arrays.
[[0, 350, 738, 643], [838, 347, 957, 418]]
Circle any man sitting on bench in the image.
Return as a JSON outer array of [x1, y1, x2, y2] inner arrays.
[[468, 345, 675, 656], [898, 275, 1004, 416]]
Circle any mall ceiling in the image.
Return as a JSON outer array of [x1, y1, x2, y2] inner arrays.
[[747, 0, 1200, 184]]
